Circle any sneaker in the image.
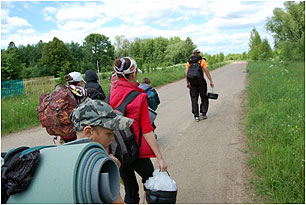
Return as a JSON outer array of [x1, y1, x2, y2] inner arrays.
[[200, 113, 208, 120], [194, 116, 200, 122]]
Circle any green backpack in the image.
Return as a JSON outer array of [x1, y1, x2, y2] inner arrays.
[[144, 87, 160, 111]]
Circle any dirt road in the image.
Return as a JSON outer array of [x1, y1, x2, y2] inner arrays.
[[1, 62, 252, 203]]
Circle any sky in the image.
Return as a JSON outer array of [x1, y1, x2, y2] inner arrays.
[[1, 0, 286, 55]]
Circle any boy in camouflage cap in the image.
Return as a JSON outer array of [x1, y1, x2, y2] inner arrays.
[[70, 99, 131, 204], [70, 99, 133, 150]]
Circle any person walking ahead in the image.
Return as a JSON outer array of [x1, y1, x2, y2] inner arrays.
[[186, 49, 214, 122]]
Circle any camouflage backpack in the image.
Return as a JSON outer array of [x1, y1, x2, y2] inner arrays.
[[36, 84, 78, 142]]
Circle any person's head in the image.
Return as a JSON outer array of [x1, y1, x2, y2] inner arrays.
[[113, 57, 142, 84], [70, 99, 133, 148], [192, 49, 201, 55], [141, 77, 151, 85], [64, 72, 85, 86], [85, 70, 98, 83]]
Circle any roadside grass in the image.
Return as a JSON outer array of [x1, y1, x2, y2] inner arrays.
[[245, 61, 305, 203]]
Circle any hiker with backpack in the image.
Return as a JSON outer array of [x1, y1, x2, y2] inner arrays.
[[37, 72, 88, 145], [139, 77, 160, 111], [84, 70, 106, 101], [186, 49, 214, 122], [139, 77, 160, 138], [108, 57, 168, 204], [70, 99, 136, 204]]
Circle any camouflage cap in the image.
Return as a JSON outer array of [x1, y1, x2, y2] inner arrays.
[[70, 99, 134, 132]]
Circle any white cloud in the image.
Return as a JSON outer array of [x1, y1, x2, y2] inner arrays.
[[16, 28, 35, 34], [1, 16, 32, 35], [55, 3, 105, 21], [43, 6, 58, 21]]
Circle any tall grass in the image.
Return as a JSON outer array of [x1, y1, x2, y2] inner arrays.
[[245, 61, 305, 203]]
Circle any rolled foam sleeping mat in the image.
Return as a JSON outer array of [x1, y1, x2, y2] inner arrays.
[[7, 142, 120, 204]]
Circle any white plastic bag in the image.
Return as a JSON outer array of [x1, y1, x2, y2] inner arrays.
[[144, 169, 177, 191]]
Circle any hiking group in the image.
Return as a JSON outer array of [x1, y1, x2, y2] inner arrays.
[[2, 49, 213, 204]]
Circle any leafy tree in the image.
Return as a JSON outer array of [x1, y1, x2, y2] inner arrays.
[[153, 37, 168, 65], [164, 41, 187, 64], [40, 37, 76, 77], [66, 41, 85, 72], [248, 28, 262, 60], [184, 37, 196, 59], [169, 36, 182, 45], [241, 52, 248, 60], [1, 42, 22, 80], [266, 1, 305, 61], [83, 33, 115, 73], [259, 38, 273, 60], [114, 35, 130, 58]]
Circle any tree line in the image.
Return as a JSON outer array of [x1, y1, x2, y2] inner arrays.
[[1, 34, 226, 81], [249, 1, 304, 62], [1, 33, 234, 81]]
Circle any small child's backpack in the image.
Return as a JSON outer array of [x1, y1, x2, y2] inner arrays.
[[145, 87, 160, 111], [36, 84, 78, 142], [187, 55, 204, 86], [139, 84, 160, 111], [106, 90, 142, 168]]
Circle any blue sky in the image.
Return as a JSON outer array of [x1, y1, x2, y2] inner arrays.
[[1, 1, 286, 55]]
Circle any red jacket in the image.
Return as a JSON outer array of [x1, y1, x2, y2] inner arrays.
[[109, 78, 155, 158]]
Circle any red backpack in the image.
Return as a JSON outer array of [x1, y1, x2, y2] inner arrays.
[[36, 84, 77, 142]]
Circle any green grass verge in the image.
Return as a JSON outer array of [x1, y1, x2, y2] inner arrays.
[[245, 61, 305, 203]]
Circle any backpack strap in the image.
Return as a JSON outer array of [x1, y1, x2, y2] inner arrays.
[[19, 145, 56, 158], [115, 90, 141, 115], [115, 90, 143, 147], [105, 95, 110, 104]]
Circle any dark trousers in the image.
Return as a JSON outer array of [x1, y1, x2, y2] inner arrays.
[[189, 79, 209, 117], [120, 158, 154, 204]]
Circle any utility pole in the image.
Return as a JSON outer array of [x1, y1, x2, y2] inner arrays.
[[92, 48, 101, 85], [96, 59, 101, 85]]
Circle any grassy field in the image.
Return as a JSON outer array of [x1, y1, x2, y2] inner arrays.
[[245, 61, 305, 203]]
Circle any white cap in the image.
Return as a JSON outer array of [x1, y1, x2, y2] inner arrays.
[[68, 72, 85, 83]]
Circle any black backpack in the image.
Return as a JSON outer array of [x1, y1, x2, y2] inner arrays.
[[1, 146, 42, 204], [187, 55, 204, 86], [107, 90, 142, 168]]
